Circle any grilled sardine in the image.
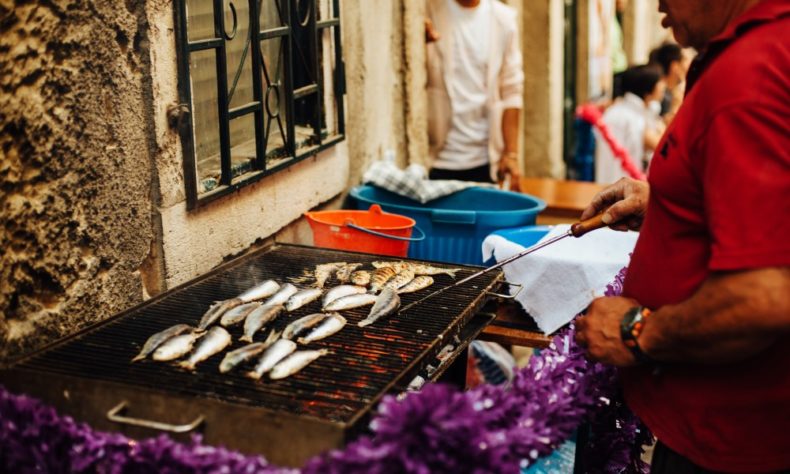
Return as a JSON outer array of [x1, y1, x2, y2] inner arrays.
[[297, 314, 346, 345], [350, 270, 371, 286], [396, 275, 434, 294], [358, 287, 401, 327], [219, 330, 281, 373], [335, 263, 363, 283], [285, 288, 323, 312], [132, 324, 194, 362], [199, 298, 242, 329], [323, 292, 377, 312], [322, 285, 367, 309], [369, 267, 397, 293], [263, 283, 299, 307], [152, 331, 204, 362], [371, 261, 412, 273], [237, 279, 281, 303], [283, 313, 330, 340], [241, 304, 284, 342], [179, 326, 232, 370], [315, 262, 346, 288], [269, 349, 329, 380], [247, 339, 298, 379], [372, 261, 461, 278], [220, 301, 262, 327], [384, 268, 415, 291]]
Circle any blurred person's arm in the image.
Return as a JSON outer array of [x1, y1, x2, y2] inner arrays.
[[498, 108, 521, 191], [497, 9, 524, 192], [645, 121, 665, 151], [425, 18, 440, 43]]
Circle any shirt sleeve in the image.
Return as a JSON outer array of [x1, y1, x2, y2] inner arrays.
[[699, 102, 790, 270], [498, 12, 524, 110]]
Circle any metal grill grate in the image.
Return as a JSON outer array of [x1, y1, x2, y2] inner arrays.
[[14, 244, 502, 423]]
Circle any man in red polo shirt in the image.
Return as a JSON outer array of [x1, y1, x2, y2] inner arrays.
[[575, 0, 790, 472]]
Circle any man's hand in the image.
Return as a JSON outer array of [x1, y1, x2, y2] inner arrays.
[[580, 178, 649, 231], [575, 296, 641, 367], [425, 18, 440, 43], [497, 154, 521, 192]]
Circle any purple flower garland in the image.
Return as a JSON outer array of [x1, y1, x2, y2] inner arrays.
[[0, 266, 651, 473]]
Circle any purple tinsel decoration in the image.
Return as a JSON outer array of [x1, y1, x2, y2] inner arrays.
[[0, 266, 651, 473]]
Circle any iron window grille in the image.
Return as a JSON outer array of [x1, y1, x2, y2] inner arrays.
[[174, 0, 345, 209]]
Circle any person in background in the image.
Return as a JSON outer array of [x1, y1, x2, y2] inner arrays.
[[594, 64, 665, 184], [612, 0, 630, 97], [576, 0, 790, 471], [425, 0, 524, 191], [649, 42, 694, 124]]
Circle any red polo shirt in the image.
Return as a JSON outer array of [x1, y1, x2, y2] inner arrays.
[[621, 1, 790, 471]]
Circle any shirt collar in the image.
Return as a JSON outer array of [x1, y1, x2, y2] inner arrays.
[[707, 0, 790, 48], [622, 92, 646, 109], [686, 0, 790, 94]]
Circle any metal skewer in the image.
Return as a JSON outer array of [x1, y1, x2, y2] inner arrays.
[[398, 212, 609, 314]]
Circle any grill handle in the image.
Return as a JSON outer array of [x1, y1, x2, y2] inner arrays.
[[485, 281, 523, 300], [107, 401, 205, 434]]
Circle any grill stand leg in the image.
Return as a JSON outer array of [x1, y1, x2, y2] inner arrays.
[[436, 345, 469, 390]]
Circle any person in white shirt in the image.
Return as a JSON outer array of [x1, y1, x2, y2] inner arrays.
[[595, 65, 666, 184], [425, 0, 524, 191]]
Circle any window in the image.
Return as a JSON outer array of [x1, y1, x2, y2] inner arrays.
[[175, 0, 345, 209]]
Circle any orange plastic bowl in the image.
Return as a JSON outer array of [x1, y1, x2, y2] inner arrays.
[[305, 204, 418, 257]]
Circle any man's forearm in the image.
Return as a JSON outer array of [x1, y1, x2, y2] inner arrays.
[[502, 108, 520, 155], [640, 267, 790, 364]]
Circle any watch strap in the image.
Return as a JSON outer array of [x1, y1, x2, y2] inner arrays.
[[620, 306, 654, 364]]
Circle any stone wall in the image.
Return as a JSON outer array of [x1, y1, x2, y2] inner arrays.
[[0, 0, 423, 360], [0, 1, 160, 360]]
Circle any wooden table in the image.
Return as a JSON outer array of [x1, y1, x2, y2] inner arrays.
[[479, 301, 551, 348], [520, 177, 604, 225]]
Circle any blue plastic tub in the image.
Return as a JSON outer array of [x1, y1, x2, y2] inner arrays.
[[484, 226, 552, 266], [348, 185, 546, 265]]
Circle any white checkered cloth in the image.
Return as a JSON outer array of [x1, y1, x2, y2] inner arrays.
[[362, 160, 493, 204]]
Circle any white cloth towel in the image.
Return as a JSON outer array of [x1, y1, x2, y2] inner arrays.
[[482, 225, 638, 335], [362, 159, 492, 204]]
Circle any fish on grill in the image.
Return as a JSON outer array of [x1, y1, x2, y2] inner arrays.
[[219, 330, 281, 373], [269, 349, 330, 380], [241, 304, 284, 342], [132, 324, 195, 362], [152, 330, 204, 362], [369, 267, 397, 293], [314, 262, 346, 288], [246, 339, 298, 380], [323, 292, 377, 312], [199, 299, 241, 329], [297, 314, 347, 345], [220, 301, 262, 327], [335, 263, 363, 283], [350, 270, 371, 286], [370, 261, 411, 273], [383, 268, 415, 291], [396, 275, 434, 294], [358, 287, 401, 327], [282, 313, 330, 340], [322, 285, 367, 309], [179, 326, 232, 371], [372, 261, 461, 278], [237, 279, 281, 302], [198, 280, 280, 329], [263, 283, 299, 307], [285, 288, 323, 312]]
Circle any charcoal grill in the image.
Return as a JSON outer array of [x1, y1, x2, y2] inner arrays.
[[0, 244, 504, 466]]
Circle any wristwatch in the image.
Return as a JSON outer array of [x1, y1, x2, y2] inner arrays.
[[620, 306, 654, 364]]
